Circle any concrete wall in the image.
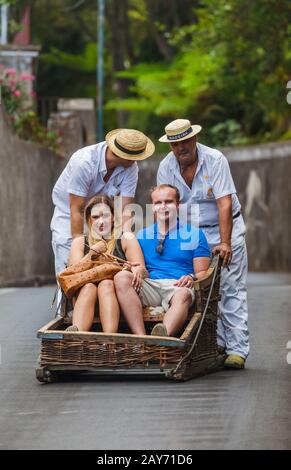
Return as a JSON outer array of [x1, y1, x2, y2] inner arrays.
[[227, 142, 291, 271], [0, 102, 290, 286], [0, 107, 65, 286], [136, 141, 291, 272]]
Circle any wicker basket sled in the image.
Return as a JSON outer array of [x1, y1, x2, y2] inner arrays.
[[36, 255, 225, 383]]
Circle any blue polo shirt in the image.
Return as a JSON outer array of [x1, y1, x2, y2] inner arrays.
[[136, 222, 210, 280]]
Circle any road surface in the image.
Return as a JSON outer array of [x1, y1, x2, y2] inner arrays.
[[0, 273, 290, 450]]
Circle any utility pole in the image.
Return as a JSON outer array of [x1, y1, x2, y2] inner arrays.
[[0, 4, 9, 45], [97, 0, 105, 141]]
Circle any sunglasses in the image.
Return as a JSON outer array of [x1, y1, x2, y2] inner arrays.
[[156, 235, 166, 254]]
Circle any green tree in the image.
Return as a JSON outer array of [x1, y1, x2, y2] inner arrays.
[[4, 0, 290, 144], [107, 0, 291, 144]]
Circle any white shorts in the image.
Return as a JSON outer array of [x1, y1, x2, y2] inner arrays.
[[139, 278, 195, 312]]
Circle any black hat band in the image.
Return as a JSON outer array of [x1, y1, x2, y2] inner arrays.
[[114, 138, 146, 155]]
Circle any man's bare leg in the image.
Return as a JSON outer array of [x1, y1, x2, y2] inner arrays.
[[163, 288, 192, 336], [114, 271, 146, 335]]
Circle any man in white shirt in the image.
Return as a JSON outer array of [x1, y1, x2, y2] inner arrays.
[[51, 128, 155, 276], [157, 119, 249, 369]]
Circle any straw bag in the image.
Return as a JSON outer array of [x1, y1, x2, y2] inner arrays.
[[57, 251, 124, 299]]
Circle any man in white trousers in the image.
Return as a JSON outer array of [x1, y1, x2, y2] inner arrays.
[[157, 119, 249, 369], [51, 128, 155, 311]]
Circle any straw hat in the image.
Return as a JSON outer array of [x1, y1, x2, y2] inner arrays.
[[106, 128, 155, 161], [159, 119, 202, 143]]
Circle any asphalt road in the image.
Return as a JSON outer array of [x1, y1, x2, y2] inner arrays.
[[0, 273, 290, 450]]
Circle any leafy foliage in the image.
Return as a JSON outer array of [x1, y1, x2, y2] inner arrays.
[[7, 0, 291, 145]]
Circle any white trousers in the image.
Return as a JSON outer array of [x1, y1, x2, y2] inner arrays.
[[51, 236, 72, 275], [215, 239, 249, 358], [51, 234, 72, 314]]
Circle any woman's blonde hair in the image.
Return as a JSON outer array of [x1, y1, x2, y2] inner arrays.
[[84, 195, 116, 255]]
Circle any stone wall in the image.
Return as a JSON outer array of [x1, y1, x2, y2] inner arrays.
[[0, 107, 65, 286]]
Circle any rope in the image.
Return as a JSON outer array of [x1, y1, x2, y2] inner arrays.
[[51, 285, 63, 318], [51, 285, 58, 309], [171, 256, 220, 375]]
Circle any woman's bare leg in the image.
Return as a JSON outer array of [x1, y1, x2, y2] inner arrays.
[[72, 283, 98, 331], [114, 271, 146, 335], [98, 279, 120, 333]]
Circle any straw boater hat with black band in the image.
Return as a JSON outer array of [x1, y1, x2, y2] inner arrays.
[[159, 119, 202, 143], [106, 129, 155, 161]]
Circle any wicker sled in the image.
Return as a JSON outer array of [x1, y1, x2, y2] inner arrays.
[[36, 255, 224, 383]]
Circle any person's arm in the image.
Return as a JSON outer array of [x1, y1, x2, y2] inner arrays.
[[112, 196, 136, 235], [210, 153, 236, 267], [174, 228, 211, 287], [68, 236, 85, 265], [69, 194, 87, 238], [174, 257, 210, 287], [67, 155, 92, 238], [212, 194, 233, 267], [121, 196, 135, 230], [116, 163, 139, 232], [121, 234, 148, 291], [193, 257, 211, 280], [121, 196, 134, 209], [123, 196, 143, 233]]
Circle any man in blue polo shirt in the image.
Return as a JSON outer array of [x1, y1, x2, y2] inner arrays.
[[114, 184, 210, 337]]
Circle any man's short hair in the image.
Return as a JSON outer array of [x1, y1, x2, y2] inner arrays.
[[150, 184, 180, 203]]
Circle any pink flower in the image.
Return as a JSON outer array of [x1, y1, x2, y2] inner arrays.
[[9, 79, 16, 89], [20, 73, 35, 81], [13, 90, 21, 97], [5, 68, 16, 76]]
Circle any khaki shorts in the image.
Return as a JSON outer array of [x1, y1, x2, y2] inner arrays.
[[139, 278, 195, 312]]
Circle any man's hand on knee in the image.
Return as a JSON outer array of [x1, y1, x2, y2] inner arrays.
[[174, 275, 194, 289]]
